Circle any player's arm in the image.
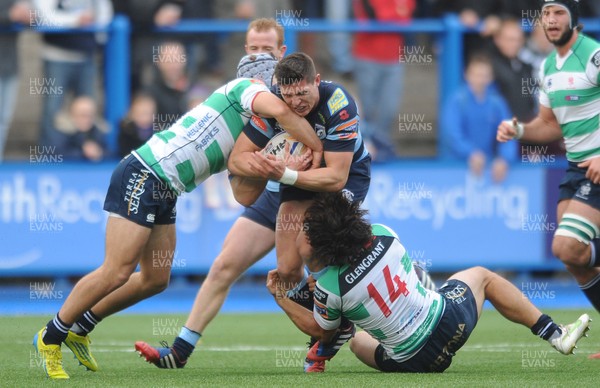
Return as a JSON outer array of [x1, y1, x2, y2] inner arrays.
[[497, 106, 563, 144], [228, 175, 266, 207], [252, 92, 323, 168], [228, 132, 264, 176], [293, 150, 352, 192], [266, 270, 336, 339], [227, 132, 267, 206], [243, 149, 351, 191]]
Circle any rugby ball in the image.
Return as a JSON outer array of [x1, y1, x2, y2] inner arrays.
[[261, 132, 308, 158]]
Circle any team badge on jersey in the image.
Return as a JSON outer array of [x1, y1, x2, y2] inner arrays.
[[327, 88, 349, 115], [592, 51, 600, 68], [315, 123, 326, 139]]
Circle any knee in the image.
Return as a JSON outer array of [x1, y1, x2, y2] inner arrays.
[[206, 255, 241, 285], [469, 266, 492, 279], [141, 274, 170, 295], [99, 265, 133, 291], [552, 237, 589, 266], [349, 331, 368, 355]]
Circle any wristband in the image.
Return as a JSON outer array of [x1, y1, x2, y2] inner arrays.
[[513, 121, 524, 140], [279, 167, 298, 185]]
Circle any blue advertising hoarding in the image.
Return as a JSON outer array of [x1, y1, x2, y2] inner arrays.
[[0, 162, 557, 277]]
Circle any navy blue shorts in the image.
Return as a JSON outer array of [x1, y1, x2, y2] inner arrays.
[[240, 189, 281, 230], [375, 280, 478, 373], [558, 161, 600, 210], [280, 155, 371, 203], [103, 154, 177, 228]]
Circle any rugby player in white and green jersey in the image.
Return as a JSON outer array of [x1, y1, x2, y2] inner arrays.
[[267, 192, 590, 372], [134, 54, 322, 195], [498, 0, 600, 321]]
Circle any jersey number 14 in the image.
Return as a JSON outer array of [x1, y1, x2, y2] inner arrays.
[[367, 265, 409, 317]]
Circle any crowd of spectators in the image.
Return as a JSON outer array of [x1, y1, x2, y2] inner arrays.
[[0, 0, 598, 167]]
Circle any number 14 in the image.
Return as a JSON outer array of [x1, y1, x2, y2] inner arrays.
[[367, 265, 409, 317]]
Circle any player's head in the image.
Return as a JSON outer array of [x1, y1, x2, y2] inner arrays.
[[236, 52, 278, 88], [246, 18, 287, 60], [302, 192, 373, 267], [541, 0, 580, 46], [274, 52, 320, 117]]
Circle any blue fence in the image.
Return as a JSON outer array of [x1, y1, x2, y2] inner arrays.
[[0, 161, 566, 278]]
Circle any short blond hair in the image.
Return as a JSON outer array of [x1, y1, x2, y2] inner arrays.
[[246, 18, 285, 48]]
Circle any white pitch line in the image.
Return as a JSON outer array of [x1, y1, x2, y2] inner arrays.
[[21, 341, 598, 354]]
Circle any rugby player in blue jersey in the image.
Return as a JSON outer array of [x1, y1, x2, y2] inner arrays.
[[136, 51, 373, 371]]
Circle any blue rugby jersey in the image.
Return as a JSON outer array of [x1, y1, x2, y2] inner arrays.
[[243, 81, 370, 192]]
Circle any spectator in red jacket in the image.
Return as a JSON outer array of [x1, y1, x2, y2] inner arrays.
[[352, 0, 416, 162]]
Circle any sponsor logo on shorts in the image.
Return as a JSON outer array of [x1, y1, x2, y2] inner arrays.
[[341, 189, 355, 202], [576, 181, 592, 200], [146, 213, 155, 223], [431, 323, 466, 369], [443, 284, 467, 304], [124, 170, 150, 215]]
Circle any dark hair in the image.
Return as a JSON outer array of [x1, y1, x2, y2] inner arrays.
[[274, 52, 316, 85], [304, 192, 373, 267]]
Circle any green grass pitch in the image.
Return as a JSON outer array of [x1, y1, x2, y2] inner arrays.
[[2, 310, 598, 387]]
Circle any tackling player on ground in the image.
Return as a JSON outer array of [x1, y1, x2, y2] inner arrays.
[[497, 0, 600, 342], [267, 192, 590, 372]]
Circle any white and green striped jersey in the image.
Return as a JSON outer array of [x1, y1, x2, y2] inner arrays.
[[313, 224, 445, 363], [538, 34, 600, 162], [133, 78, 269, 194]]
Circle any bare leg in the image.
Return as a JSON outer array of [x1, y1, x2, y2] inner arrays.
[[349, 331, 380, 369], [276, 200, 312, 286], [449, 266, 541, 328], [185, 218, 275, 333], [58, 217, 152, 324], [89, 224, 176, 318]]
